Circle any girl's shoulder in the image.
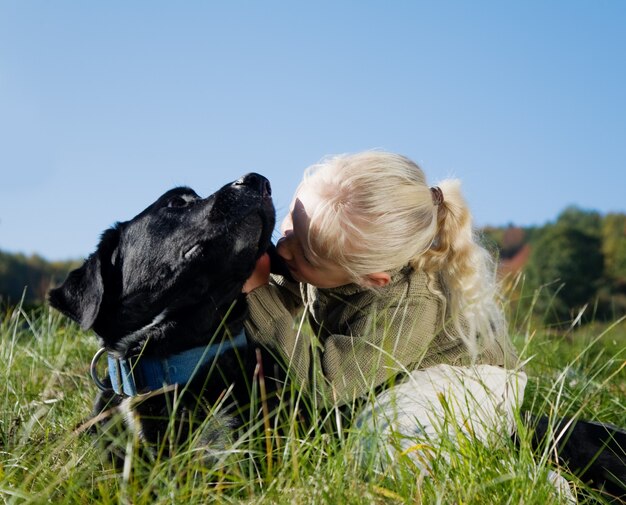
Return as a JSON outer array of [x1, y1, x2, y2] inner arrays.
[[385, 267, 443, 309]]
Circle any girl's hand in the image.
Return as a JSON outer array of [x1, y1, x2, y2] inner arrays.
[[242, 253, 271, 293]]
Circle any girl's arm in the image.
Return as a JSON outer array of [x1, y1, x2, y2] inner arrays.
[[245, 286, 442, 406]]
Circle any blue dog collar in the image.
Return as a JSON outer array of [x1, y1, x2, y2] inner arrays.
[[90, 331, 248, 397]]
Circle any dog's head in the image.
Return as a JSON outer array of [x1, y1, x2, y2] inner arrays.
[[49, 173, 275, 355]]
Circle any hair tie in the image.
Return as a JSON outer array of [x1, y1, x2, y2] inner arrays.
[[430, 186, 444, 206]]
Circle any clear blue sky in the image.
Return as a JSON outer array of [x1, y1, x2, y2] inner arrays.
[[1, 1, 625, 260]]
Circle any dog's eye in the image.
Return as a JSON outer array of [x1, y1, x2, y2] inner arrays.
[[167, 196, 190, 208]]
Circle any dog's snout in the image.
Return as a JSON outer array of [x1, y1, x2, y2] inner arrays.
[[234, 173, 271, 198]]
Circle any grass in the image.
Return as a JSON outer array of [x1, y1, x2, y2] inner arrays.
[[0, 299, 625, 504]]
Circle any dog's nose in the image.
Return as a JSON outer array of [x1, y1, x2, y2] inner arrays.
[[234, 173, 272, 198]]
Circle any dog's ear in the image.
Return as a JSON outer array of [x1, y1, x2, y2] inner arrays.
[[48, 227, 120, 330], [48, 254, 103, 330]]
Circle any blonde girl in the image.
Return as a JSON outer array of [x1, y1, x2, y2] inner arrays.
[[243, 151, 525, 472]]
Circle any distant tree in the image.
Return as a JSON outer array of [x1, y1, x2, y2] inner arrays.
[[555, 206, 602, 238], [601, 213, 626, 287], [0, 251, 31, 303], [594, 212, 626, 319], [525, 223, 603, 325], [0, 250, 80, 306]]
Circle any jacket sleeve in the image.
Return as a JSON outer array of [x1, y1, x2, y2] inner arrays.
[[245, 285, 442, 406]]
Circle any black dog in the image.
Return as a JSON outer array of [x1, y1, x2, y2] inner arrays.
[[49, 173, 281, 456]]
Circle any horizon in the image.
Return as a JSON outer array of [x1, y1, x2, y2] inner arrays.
[[1, 2, 625, 261], [0, 203, 618, 263]]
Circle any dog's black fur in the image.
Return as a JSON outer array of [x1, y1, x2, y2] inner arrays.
[[49, 173, 625, 499], [49, 173, 280, 454], [529, 416, 626, 502]]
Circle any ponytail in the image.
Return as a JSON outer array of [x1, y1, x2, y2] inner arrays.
[[412, 179, 504, 357]]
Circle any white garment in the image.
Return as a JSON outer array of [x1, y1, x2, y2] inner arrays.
[[353, 364, 527, 470], [353, 364, 576, 503]]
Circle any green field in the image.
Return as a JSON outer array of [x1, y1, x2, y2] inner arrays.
[[1, 300, 624, 504]]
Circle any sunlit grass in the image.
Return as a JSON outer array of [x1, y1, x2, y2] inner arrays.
[[1, 296, 624, 504]]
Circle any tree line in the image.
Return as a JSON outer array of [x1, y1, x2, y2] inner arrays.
[[0, 251, 80, 307], [483, 207, 626, 326], [1, 206, 625, 325]]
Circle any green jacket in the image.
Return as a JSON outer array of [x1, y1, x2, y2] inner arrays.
[[245, 265, 518, 406]]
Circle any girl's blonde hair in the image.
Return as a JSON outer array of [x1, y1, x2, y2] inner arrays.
[[295, 150, 504, 356]]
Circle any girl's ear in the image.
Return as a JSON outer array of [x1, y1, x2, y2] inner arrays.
[[363, 272, 391, 287]]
